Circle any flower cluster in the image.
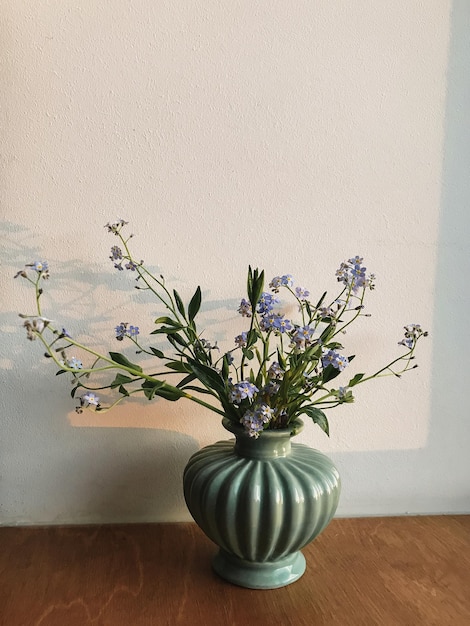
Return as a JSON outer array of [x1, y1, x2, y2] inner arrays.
[[398, 324, 427, 349], [115, 322, 140, 340], [321, 349, 349, 372], [336, 257, 375, 293], [15, 223, 427, 437], [229, 381, 259, 404], [240, 404, 274, 438], [21, 316, 52, 341]]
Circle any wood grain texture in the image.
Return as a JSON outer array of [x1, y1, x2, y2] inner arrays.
[[1, 516, 469, 626]]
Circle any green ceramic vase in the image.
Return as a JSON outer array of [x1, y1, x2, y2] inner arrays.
[[183, 418, 341, 589]]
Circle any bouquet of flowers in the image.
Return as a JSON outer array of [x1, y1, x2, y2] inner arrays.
[[16, 219, 427, 438]]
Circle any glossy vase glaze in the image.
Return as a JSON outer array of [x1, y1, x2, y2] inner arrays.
[[183, 418, 341, 589]]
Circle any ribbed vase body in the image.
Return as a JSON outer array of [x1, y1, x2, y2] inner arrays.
[[183, 419, 340, 589]]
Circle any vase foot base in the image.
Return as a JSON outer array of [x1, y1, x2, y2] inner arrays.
[[212, 549, 306, 589]]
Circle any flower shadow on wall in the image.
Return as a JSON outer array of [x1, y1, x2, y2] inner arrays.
[[0, 220, 239, 440]]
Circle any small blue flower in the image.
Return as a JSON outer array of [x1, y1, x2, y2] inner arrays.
[[257, 403, 274, 422], [240, 403, 274, 437], [338, 386, 353, 400], [234, 332, 248, 347], [321, 349, 340, 368], [115, 322, 139, 340], [335, 354, 349, 371], [321, 349, 349, 371], [269, 274, 294, 291], [399, 324, 426, 349], [292, 325, 316, 351], [259, 314, 281, 332], [80, 392, 100, 407], [398, 337, 413, 349], [404, 324, 423, 338], [238, 298, 252, 317], [336, 257, 374, 292], [269, 276, 282, 292], [61, 328, 72, 339], [319, 305, 335, 318], [67, 357, 83, 370], [274, 316, 292, 333], [115, 323, 127, 340], [263, 380, 280, 396], [125, 260, 138, 271], [293, 325, 315, 343], [256, 292, 279, 315], [110, 246, 123, 261], [229, 381, 259, 404], [295, 286, 310, 300], [199, 338, 219, 352], [32, 260, 49, 273], [268, 362, 284, 379], [105, 219, 128, 234]]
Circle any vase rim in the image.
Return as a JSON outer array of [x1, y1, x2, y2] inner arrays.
[[222, 417, 304, 438]]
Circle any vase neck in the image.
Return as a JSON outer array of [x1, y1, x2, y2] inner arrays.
[[233, 433, 292, 459], [222, 418, 303, 460]]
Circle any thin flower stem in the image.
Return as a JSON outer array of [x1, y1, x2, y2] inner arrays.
[[118, 236, 203, 362], [331, 285, 363, 339], [118, 233, 179, 317], [356, 348, 416, 385], [35, 276, 42, 317], [240, 314, 256, 381]]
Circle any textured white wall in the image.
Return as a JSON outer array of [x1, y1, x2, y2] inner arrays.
[[1, 1, 469, 524]]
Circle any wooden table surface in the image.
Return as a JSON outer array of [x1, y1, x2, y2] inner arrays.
[[1, 516, 469, 626]]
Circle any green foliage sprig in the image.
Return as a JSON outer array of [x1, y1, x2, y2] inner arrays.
[[15, 220, 427, 438]]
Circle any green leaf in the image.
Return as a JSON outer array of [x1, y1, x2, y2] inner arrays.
[[188, 286, 202, 322], [247, 267, 265, 309], [166, 333, 188, 348], [348, 373, 365, 386], [321, 363, 341, 383], [166, 361, 191, 373], [118, 385, 130, 397], [314, 291, 327, 310], [55, 369, 67, 376], [247, 266, 254, 300], [242, 347, 254, 360], [109, 352, 143, 373], [246, 329, 258, 348], [153, 386, 184, 401], [277, 349, 287, 370], [154, 316, 182, 327], [325, 342, 344, 350], [177, 373, 197, 388], [149, 347, 165, 358], [141, 379, 166, 400], [221, 354, 231, 381], [320, 324, 335, 344], [151, 326, 185, 335], [186, 359, 226, 395], [71, 385, 81, 398], [301, 406, 330, 436], [110, 373, 135, 388], [173, 290, 186, 318]]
